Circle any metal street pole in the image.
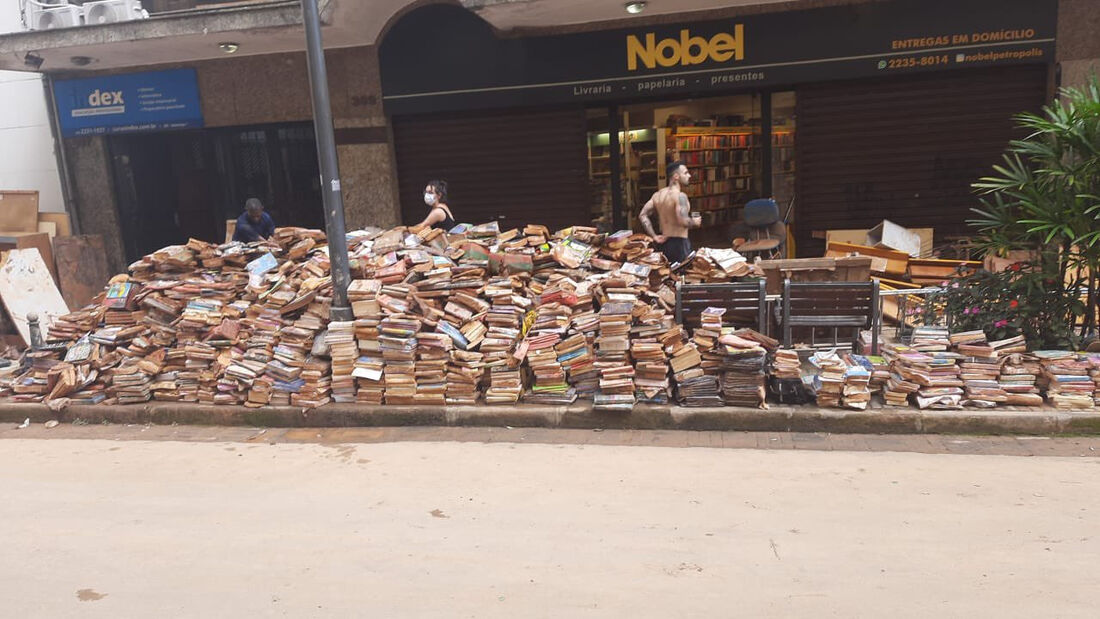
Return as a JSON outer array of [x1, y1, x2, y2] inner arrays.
[[301, 0, 353, 322]]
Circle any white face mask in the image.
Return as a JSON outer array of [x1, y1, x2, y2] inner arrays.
[[424, 193, 437, 206]]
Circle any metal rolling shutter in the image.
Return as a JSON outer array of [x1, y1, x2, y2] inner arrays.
[[392, 108, 589, 232], [794, 65, 1048, 257]]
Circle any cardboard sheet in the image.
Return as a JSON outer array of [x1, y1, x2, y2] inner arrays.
[[0, 190, 39, 233]]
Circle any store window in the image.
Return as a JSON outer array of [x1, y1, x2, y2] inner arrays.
[[771, 91, 797, 222], [586, 94, 772, 245]]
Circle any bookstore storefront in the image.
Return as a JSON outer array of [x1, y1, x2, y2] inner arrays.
[[380, 0, 1056, 255]]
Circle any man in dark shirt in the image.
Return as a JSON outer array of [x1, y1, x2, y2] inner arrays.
[[232, 198, 275, 243]]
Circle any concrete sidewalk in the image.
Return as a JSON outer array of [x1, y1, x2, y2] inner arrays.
[[2, 400, 1099, 435]]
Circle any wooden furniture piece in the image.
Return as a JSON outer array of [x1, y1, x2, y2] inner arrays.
[[759, 256, 873, 295], [675, 280, 768, 334], [780, 280, 880, 353]]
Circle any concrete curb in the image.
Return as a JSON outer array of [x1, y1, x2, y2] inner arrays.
[[1, 401, 1098, 435]]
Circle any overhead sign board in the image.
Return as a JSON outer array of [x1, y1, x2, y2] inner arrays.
[[54, 68, 203, 137], [380, 0, 1057, 114]]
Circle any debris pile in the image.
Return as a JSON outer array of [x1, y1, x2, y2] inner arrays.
[[13, 224, 765, 409]]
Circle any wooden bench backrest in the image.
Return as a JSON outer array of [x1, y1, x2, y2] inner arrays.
[[676, 280, 767, 331], [783, 281, 877, 325]]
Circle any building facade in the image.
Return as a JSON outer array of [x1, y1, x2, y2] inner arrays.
[[1, 0, 1098, 273], [0, 1, 65, 215]]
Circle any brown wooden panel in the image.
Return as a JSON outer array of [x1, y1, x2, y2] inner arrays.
[[392, 108, 589, 232], [794, 65, 1048, 257], [53, 235, 110, 310]]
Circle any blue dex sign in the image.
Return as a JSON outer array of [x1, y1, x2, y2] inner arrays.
[[54, 68, 203, 137]]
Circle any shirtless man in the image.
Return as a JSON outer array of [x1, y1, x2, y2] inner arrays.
[[639, 160, 702, 264]]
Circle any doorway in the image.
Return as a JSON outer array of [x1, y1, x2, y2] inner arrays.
[[586, 91, 797, 248], [109, 122, 322, 262]]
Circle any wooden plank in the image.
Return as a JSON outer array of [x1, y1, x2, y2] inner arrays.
[[0, 190, 39, 233], [15, 232, 57, 285], [825, 241, 908, 275], [37, 212, 72, 237], [53, 235, 110, 310], [0, 248, 70, 346]]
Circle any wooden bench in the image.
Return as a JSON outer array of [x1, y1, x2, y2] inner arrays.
[[675, 280, 768, 333], [780, 280, 880, 353]]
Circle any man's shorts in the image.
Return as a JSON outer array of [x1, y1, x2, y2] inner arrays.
[[659, 237, 692, 265]]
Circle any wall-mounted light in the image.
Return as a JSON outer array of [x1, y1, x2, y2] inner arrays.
[[24, 52, 44, 69], [624, 1, 647, 14], [218, 42, 240, 54]]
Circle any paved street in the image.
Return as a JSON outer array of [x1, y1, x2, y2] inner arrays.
[[2, 427, 1099, 617]]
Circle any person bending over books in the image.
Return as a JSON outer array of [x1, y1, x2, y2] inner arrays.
[[232, 198, 275, 243], [411, 179, 457, 233], [639, 160, 702, 265]]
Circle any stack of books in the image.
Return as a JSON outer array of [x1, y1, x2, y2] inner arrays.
[[594, 300, 635, 411], [808, 350, 846, 408], [910, 325, 951, 352], [414, 332, 451, 405], [108, 361, 153, 404], [349, 279, 385, 404], [556, 332, 597, 399], [326, 321, 357, 403], [946, 329, 1005, 407], [998, 353, 1044, 406], [1089, 354, 1100, 407], [485, 364, 523, 403], [293, 356, 332, 408], [881, 344, 920, 406], [631, 338, 670, 404], [958, 357, 1006, 407], [772, 349, 802, 380], [950, 330, 995, 359], [1036, 350, 1095, 409], [380, 314, 419, 405], [445, 350, 484, 404]]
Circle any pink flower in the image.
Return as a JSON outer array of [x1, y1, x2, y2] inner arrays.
[[994, 319, 1009, 328], [952, 282, 960, 289]]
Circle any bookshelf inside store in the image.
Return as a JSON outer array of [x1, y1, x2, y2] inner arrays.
[[665, 126, 761, 226]]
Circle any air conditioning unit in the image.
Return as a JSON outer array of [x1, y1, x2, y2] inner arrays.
[[24, 1, 83, 30], [82, 0, 149, 25]]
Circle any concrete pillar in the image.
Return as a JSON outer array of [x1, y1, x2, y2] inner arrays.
[[1057, 0, 1100, 89], [64, 136, 127, 275]]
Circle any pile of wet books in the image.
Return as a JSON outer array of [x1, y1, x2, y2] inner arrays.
[[594, 299, 635, 411], [714, 331, 772, 409], [1036, 350, 1095, 409], [25, 218, 772, 409], [998, 353, 1044, 407], [326, 321, 357, 403]]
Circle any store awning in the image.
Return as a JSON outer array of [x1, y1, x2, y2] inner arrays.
[[0, 0, 794, 74]]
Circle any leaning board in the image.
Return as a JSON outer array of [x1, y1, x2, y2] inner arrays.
[[0, 248, 70, 346], [53, 235, 110, 310]]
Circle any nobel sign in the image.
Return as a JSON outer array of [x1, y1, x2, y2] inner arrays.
[[627, 25, 745, 71]]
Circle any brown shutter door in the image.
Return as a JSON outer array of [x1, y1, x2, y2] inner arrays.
[[794, 65, 1048, 257], [392, 108, 589, 232]]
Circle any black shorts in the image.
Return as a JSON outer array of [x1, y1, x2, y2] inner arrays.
[[659, 237, 692, 264]]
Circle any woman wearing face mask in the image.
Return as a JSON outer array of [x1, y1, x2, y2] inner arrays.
[[412, 179, 457, 232]]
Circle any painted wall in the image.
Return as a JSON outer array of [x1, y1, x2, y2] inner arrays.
[[0, 1, 65, 213]]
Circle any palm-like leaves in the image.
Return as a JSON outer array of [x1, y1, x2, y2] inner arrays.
[[969, 75, 1100, 338]]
